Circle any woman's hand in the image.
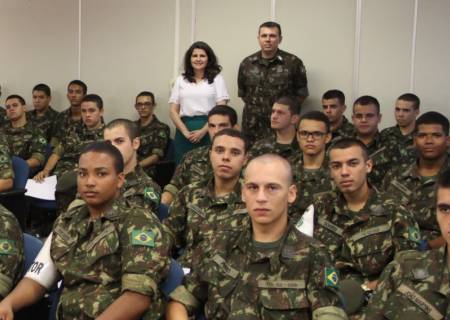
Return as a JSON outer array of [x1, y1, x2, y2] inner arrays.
[[188, 129, 207, 143]]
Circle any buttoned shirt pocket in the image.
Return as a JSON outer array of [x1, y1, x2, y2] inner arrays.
[[51, 225, 77, 261], [84, 224, 119, 266]]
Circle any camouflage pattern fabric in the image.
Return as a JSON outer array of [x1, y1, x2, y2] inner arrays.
[[247, 133, 302, 165], [123, 165, 161, 214], [163, 177, 247, 268], [328, 116, 356, 146], [238, 49, 308, 144], [362, 247, 449, 320], [312, 188, 421, 284], [382, 158, 450, 242], [27, 107, 59, 142], [0, 107, 6, 128], [50, 199, 171, 319], [163, 145, 212, 198], [136, 116, 170, 179], [50, 107, 83, 147], [170, 219, 347, 319], [0, 204, 24, 298], [3, 121, 47, 165], [0, 135, 14, 180]]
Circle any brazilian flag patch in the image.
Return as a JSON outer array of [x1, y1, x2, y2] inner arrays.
[[144, 187, 158, 203], [324, 267, 339, 288], [0, 239, 15, 255], [408, 227, 421, 243], [131, 230, 155, 247]]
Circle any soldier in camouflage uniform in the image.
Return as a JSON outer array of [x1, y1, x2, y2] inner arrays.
[[238, 21, 308, 144], [28, 83, 59, 142], [363, 168, 450, 320], [382, 111, 450, 251], [50, 80, 87, 147], [311, 138, 420, 316], [290, 111, 333, 218], [322, 90, 356, 146], [0, 204, 24, 299], [247, 96, 301, 165], [3, 94, 47, 169], [164, 129, 249, 268], [161, 105, 238, 205], [134, 91, 170, 180], [380, 93, 421, 165], [0, 107, 6, 128], [0, 135, 14, 192], [167, 154, 348, 319], [351, 95, 402, 189], [0, 142, 171, 319]]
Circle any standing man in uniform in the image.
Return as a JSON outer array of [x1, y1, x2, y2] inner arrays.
[[28, 83, 59, 142], [238, 21, 308, 144], [322, 89, 355, 144]]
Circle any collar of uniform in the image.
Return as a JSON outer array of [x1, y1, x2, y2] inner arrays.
[[438, 245, 450, 298], [5, 119, 32, 133], [403, 156, 449, 180], [333, 187, 382, 220], [204, 177, 243, 207], [124, 165, 143, 189], [255, 49, 284, 66]]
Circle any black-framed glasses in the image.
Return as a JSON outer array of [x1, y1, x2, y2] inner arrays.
[[298, 130, 326, 139]]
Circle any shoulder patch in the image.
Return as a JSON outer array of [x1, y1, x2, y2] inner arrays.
[[144, 187, 159, 203], [131, 229, 155, 247], [324, 267, 339, 288], [0, 239, 16, 255], [408, 227, 421, 243]]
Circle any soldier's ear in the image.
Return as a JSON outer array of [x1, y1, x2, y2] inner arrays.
[[132, 137, 140, 151], [287, 184, 297, 204], [233, 124, 241, 131], [117, 172, 125, 189]]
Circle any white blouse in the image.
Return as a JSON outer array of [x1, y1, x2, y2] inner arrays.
[[169, 74, 229, 117]]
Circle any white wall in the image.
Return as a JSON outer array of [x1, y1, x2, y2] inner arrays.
[[1, 0, 449, 132]]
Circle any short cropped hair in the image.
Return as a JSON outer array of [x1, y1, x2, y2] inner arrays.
[[437, 168, 450, 191], [300, 111, 331, 133], [6, 94, 26, 105], [135, 91, 155, 105], [353, 95, 380, 114], [106, 119, 139, 140], [81, 94, 103, 110], [208, 105, 238, 127], [275, 96, 300, 115], [328, 137, 369, 161], [415, 111, 449, 135], [322, 89, 345, 105], [247, 154, 293, 185], [32, 83, 51, 97], [259, 21, 282, 37], [211, 128, 250, 153], [68, 80, 87, 95], [397, 93, 420, 109], [80, 141, 124, 174]]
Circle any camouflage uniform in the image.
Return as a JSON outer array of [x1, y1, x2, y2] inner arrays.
[[123, 165, 161, 214], [27, 106, 59, 142], [382, 157, 450, 243], [363, 247, 449, 319], [163, 177, 247, 268], [50, 199, 171, 319], [0, 135, 14, 181], [238, 49, 308, 144], [170, 219, 348, 319], [163, 145, 212, 198], [0, 107, 6, 127], [3, 121, 47, 165], [380, 125, 416, 165], [53, 124, 104, 177], [327, 116, 356, 148], [247, 133, 302, 165], [312, 188, 421, 284], [50, 107, 83, 147], [135, 116, 170, 179], [0, 204, 24, 298]]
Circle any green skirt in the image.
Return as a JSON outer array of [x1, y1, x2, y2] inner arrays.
[[174, 116, 210, 165]]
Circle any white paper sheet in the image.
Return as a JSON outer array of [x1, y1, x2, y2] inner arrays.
[[25, 175, 57, 200]]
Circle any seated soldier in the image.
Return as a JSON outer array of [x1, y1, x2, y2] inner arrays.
[[3, 95, 47, 169], [28, 83, 59, 142], [0, 203, 24, 300], [311, 138, 420, 316], [351, 95, 402, 189], [163, 128, 248, 268], [247, 96, 301, 165], [290, 111, 333, 218], [382, 111, 450, 251], [363, 168, 450, 319], [379, 93, 420, 165], [0, 135, 14, 192], [0, 142, 171, 319], [134, 91, 170, 179], [167, 154, 348, 320], [34, 94, 105, 180], [161, 105, 238, 205]]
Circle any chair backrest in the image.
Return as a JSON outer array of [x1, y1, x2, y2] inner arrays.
[[160, 258, 184, 297], [157, 203, 169, 221], [164, 138, 175, 161], [22, 233, 43, 276], [12, 156, 30, 189]]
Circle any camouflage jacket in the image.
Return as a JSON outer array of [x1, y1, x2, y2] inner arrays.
[[164, 177, 247, 268], [382, 157, 450, 241], [247, 133, 302, 165], [50, 199, 171, 319], [0, 107, 6, 127], [27, 106, 59, 142], [170, 219, 347, 319], [0, 204, 24, 298], [163, 145, 212, 197], [0, 135, 14, 180], [363, 247, 449, 320], [238, 49, 308, 142], [3, 121, 47, 165], [380, 125, 416, 165], [50, 107, 83, 147], [312, 189, 421, 283], [330, 116, 356, 144], [122, 165, 161, 214]]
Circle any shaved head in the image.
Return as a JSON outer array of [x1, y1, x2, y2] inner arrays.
[[245, 154, 293, 186]]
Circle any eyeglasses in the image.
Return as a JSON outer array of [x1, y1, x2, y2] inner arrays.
[[297, 130, 326, 139], [135, 102, 153, 108]]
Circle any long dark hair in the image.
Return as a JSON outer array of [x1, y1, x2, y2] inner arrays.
[[182, 41, 222, 84]]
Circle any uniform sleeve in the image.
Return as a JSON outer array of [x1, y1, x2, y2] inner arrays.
[[213, 74, 229, 102], [120, 211, 171, 299], [0, 138, 14, 180], [151, 124, 170, 158], [291, 57, 309, 98], [163, 151, 193, 197], [163, 190, 188, 249], [237, 60, 247, 99], [168, 76, 181, 104], [392, 204, 421, 252], [30, 129, 47, 165]]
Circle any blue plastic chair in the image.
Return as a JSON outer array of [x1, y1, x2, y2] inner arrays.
[[22, 233, 43, 276], [157, 203, 169, 221], [12, 156, 29, 189], [160, 259, 184, 297]]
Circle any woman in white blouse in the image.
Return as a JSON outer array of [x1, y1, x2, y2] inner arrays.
[[169, 41, 229, 164]]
